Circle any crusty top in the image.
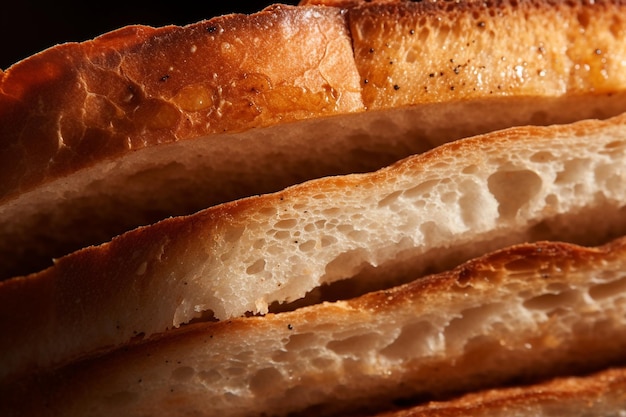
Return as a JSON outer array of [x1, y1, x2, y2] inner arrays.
[[345, 0, 626, 108], [0, 4, 362, 200], [4, 0, 626, 200]]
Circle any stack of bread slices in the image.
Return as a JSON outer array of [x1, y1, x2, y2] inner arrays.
[[2, 0, 626, 415]]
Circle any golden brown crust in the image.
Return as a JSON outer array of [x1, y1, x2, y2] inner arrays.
[[373, 366, 626, 417], [347, 0, 626, 108], [354, 236, 626, 312], [0, 5, 362, 200]]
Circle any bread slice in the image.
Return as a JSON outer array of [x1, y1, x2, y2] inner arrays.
[[0, 4, 363, 280], [3, 1, 626, 280], [5, 237, 626, 417], [3, 113, 626, 382], [372, 366, 626, 417]]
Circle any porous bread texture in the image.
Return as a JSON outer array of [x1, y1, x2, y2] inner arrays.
[[3, 113, 626, 382], [6, 238, 626, 417], [374, 366, 626, 417], [3, 0, 626, 280], [206, 114, 626, 318], [5, 94, 626, 281], [0, 4, 363, 280]]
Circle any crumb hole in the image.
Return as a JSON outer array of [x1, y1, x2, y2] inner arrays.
[[487, 170, 542, 219], [299, 240, 316, 252], [327, 332, 381, 355], [380, 321, 440, 359], [171, 366, 195, 381], [523, 290, 581, 311], [249, 367, 283, 396], [274, 218, 298, 229], [589, 276, 626, 301], [555, 158, 591, 184], [379, 190, 403, 208], [530, 151, 553, 163], [246, 259, 266, 275]]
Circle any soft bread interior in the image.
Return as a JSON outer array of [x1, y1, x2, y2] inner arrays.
[[6, 238, 626, 417], [3, 113, 626, 382], [4, 94, 626, 279]]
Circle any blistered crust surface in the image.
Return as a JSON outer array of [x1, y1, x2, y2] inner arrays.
[[0, 5, 362, 199], [3, 0, 626, 201]]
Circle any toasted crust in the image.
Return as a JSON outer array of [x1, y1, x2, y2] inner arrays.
[[3, 0, 626, 280], [0, 5, 361, 197], [347, 0, 626, 108], [3, 113, 626, 383], [5, 237, 626, 416], [373, 366, 626, 417]]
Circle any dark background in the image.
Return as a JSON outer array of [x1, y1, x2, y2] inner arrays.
[[1, 1, 299, 70]]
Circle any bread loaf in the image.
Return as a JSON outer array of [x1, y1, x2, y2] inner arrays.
[[2, 0, 626, 279], [4, 2, 626, 415], [3, 112, 626, 383], [5, 237, 626, 416]]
